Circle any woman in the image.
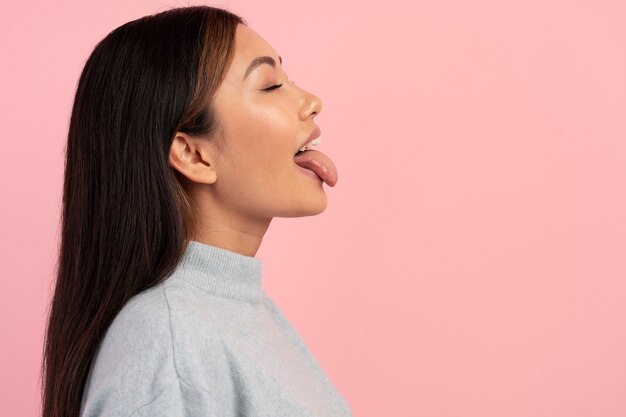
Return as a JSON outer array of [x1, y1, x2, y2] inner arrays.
[[41, 5, 347, 417]]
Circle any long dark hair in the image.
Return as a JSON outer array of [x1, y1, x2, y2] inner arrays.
[[41, 6, 245, 417]]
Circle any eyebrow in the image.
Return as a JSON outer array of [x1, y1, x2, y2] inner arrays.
[[243, 55, 282, 80]]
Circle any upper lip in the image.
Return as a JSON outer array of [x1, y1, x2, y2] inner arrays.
[[295, 126, 321, 154]]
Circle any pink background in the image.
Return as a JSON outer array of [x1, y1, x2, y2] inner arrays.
[[1, 0, 625, 416]]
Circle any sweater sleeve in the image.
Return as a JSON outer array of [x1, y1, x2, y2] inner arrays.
[[80, 285, 238, 417], [127, 377, 230, 417]]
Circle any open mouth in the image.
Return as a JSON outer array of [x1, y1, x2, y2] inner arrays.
[[292, 147, 338, 187]]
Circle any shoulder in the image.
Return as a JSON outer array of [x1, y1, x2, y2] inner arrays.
[[81, 281, 237, 416], [83, 372, 236, 417], [81, 284, 176, 416], [159, 281, 239, 390], [92, 283, 176, 366], [95, 280, 228, 360]]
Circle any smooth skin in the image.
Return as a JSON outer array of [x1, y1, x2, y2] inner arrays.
[[168, 23, 324, 258]]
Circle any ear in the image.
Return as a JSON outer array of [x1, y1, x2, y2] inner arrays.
[[168, 132, 218, 185]]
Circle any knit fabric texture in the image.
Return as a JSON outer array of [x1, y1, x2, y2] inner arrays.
[[79, 240, 352, 417]]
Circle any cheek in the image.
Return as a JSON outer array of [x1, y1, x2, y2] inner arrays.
[[241, 109, 296, 164], [223, 127, 293, 190], [220, 94, 297, 173]]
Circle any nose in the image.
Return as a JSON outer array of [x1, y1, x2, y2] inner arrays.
[[298, 87, 323, 121]]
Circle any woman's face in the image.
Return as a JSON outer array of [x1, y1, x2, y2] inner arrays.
[[172, 23, 327, 222]]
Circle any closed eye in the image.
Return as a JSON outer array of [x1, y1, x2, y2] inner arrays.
[[262, 83, 283, 92]]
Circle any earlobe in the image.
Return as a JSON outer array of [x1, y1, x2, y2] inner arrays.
[[168, 133, 218, 185]]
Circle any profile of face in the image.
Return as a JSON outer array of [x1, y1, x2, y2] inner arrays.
[[170, 23, 332, 225]]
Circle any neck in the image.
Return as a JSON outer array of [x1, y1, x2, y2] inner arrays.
[[186, 182, 273, 258], [192, 230, 266, 258], [191, 212, 272, 258]]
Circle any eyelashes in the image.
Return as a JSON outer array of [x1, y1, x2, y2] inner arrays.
[[262, 83, 283, 91], [262, 79, 296, 92]]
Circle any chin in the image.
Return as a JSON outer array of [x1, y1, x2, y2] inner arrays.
[[281, 193, 328, 218], [307, 196, 328, 216]]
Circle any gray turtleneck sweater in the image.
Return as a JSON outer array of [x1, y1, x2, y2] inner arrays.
[[79, 240, 352, 417]]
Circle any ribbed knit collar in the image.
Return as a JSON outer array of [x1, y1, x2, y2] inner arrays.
[[174, 240, 263, 303]]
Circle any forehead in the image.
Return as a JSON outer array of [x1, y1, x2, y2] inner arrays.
[[227, 24, 280, 80]]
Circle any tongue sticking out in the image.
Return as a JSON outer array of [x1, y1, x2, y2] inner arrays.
[[294, 149, 338, 187]]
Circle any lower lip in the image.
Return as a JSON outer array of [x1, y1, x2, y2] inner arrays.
[[296, 164, 322, 181]]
